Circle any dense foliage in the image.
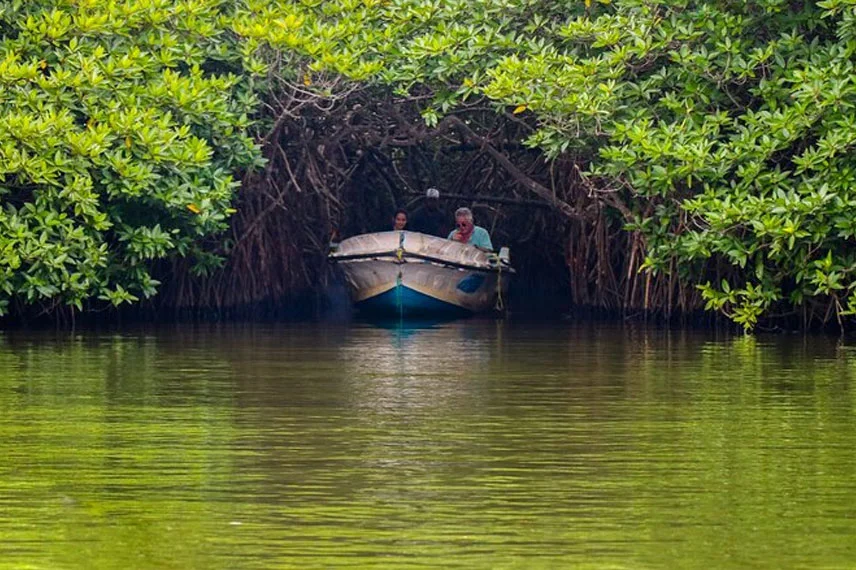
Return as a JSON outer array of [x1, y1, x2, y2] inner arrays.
[[0, 0, 263, 316], [231, 0, 856, 330], [6, 0, 856, 330]]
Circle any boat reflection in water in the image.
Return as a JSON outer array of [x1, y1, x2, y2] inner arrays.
[[337, 319, 502, 418], [329, 231, 513, 318]]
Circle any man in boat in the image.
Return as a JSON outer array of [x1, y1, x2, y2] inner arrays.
[[409, 187, 449, 237], [448, 207, 493, 251]]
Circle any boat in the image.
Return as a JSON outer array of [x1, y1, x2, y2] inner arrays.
[[328, 231, 514, 316]]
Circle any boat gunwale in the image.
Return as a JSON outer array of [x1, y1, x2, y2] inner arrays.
[[328, 250, 515, 274]]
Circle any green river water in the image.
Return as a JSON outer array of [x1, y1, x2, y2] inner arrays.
[[0, 320, 854, 569]]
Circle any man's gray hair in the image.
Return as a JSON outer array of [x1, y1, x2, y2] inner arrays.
[[454, 207, 473, 221]]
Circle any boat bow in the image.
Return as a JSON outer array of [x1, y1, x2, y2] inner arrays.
[[329, 231, 513, 316]]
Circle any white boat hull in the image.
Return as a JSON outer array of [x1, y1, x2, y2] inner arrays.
[[329, 231, 513, 315]]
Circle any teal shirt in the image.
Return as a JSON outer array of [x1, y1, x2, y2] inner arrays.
[[447, 225, 493, 251]]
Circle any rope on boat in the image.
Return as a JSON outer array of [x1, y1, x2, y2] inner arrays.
[[395, 231, 405, 263], [494, 256, 505, 312], [396, 231, 404, 317]]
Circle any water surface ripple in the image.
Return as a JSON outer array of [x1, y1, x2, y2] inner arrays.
[[0, 321, 854, 569]]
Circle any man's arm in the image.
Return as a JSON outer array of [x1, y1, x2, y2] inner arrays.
[[475, 227, 493, 251]]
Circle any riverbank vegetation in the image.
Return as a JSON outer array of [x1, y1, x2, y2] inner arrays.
[[3, 0, 856, 331]]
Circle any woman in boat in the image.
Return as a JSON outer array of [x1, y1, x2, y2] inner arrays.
[[392, 208, 408, 231]]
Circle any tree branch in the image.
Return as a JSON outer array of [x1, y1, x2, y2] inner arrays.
[[440, 116, 585, 221]]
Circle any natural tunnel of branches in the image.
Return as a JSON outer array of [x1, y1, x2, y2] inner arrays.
[[154, 78, 709, 322]]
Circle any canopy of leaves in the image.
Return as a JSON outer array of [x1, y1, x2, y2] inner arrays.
[[7, 0, 856, 331], [236, 0, 856, 331], [0, 0, 263, 316]]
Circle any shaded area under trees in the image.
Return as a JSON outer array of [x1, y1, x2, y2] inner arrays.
[[153, 75, 706, 323]]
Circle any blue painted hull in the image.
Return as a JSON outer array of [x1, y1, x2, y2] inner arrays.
[[356, 284, 471, 317]]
